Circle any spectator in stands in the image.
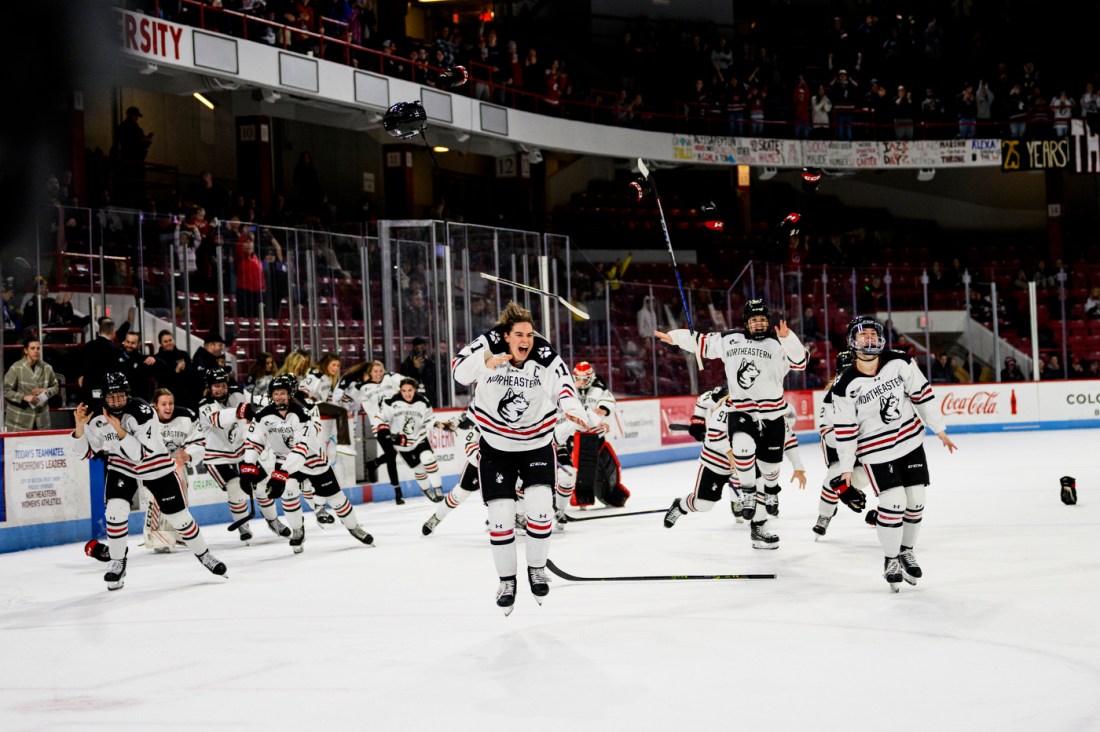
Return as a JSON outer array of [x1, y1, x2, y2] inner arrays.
[[957, 82, 977, 139], [404, 289, 430, 339], [78, 317, 121, 404], [801, 307, 823, 342], [726, 73, 748, 136], [1051, 88, 1075, 138], [1006, 83, 1028, 139], [502, 40, 523, 103], [235, 233, 265, 318], [976, 80, 995, 135], [811, 84, 832, 138], [637, 295, 658, 343], [1087, 360, 1100, 380], [3, 336, 58, 432], [1081, 82, 1100, 135], [927, 261, 950, 291], [1031, 260, 1055, 289], [1042, 354, 1063, 380], [1068, 356, 1087, 379], [893, 85, 916, 140], [746, 83, 766, 136], [381, 39, 405, 77], [154, 329, 192, 404], [931, 352, 958, 383], [1084, 287, 1100, 319], [399, 336, 437, 406], [114, 106, 153, 207], [193, 332, 225, 387], [245, 351, 276, 405], [920, 87, 945, 139], [2, 279, 19, 335], [829, 70, 858, 141], [1012, 268, 1030, 290], [543, 60, 567, 113], [119, 330, 156, 401], [1028, 86, 1052, 140], [188, 171, 229, 220], [1001, 356, 1026, 382], [711, 36, 732, 80], [792, 79, 812, 139]]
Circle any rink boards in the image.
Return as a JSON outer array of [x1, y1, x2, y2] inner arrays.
[[2, 380, 1098, 553]]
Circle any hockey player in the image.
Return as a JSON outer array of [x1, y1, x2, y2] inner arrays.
[[340, 360, 404, 503], [812, 350, 871, 539], [373, 377, 450, 503], [656, 299, 807, 549], [143, 388, 204, 552], [421, 410, 479, 536], [72, 372, 227, 590], [452, 302, 594, 614], [198, 366, 291, 543], [832, 316, 958, 591], [565, 361, 629, 509], [242, 374, 375, 553]]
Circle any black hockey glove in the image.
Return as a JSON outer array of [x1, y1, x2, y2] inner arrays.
[[830, 476, 866, 512], [688, 416, 706, 442], [267, 469, 290, 499], [1060, 475, 1077, 505], [556, 444, 572, 466], [390, 433, 409, 447]]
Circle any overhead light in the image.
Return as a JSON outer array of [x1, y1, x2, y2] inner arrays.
[[193, 92, 215, 110], [759, 166, 778, 180], [456, 132, 470, 143], [140, 62, 158, 75], [260, 88, 281, 103], [917, 168, 936, 182], [433, 146, 450, 153]]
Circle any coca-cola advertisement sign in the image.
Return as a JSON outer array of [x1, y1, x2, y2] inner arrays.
[[939, 389, 1016, 416], [931, 383, 1038, 425]]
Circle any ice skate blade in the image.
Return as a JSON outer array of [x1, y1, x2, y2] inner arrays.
[[106, 581, 125, 591], [502, 605, 515, 616], [902, 572, 918, 586], [533, 596, 543, 606], [888, 583, 901, 593], [292, 546, 304, 554], [752, 541, 780, 550]]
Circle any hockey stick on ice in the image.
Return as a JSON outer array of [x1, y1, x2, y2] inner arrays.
[[479, 272, 590, 320], [227, 492, 256, 532], [561, 508, 666, 522], [637, 158, 704, 370], [546, 559, 775, 582]]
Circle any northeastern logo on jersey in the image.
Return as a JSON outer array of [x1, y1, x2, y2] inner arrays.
[[736, 360, 761, 389], [497, 388, 530, 423], [488, 330, 501, 345], [879, 393, 902, 423], [537, 346, 552, 360]]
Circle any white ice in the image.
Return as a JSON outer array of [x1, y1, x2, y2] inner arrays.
[[1, 429, 1098, 732]]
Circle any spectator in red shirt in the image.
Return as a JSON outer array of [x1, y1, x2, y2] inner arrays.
[[236, 233, 265, 319]]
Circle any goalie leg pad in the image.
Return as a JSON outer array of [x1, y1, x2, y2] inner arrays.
[[593, 440, 630, 507]]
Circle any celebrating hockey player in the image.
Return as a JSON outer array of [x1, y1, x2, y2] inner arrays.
[[340, 360, 404, 503], [373, 377, 451, 503], [812, 350, 871, 539], [656, 298, 807, 549], [143, 388, 204, 552], [72, 372, 227, 590], [452, 302, 594, 615], [421, 410, 480, 536], [243, 374, 376, 553], [564, 361, 628, 509], [832, 316, 957, 591], [198, 366, 291, 543]]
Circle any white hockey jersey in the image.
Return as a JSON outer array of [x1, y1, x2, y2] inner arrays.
[[454, 410, 481, 468], [244, 401, 328, 475], [374, 392, 436, 453], [198, 390, 249, 464], [340, 372, 401, 417], [452, 327, 587, 451], [299, 368, 337, 404], [816, 388, 840, 450], [71, 399, 177, 480], [158, 406, 205, 466], [668, 328, 807, 421], [577, 376, 616, 415], [831, 351, 944, 471]]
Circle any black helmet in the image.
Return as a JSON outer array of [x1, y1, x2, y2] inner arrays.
[[835, 349, 855, 373], [205, 366, 231, 389], [268, 373, 297, 399], [846, 316, 885, 356], [103, 372, 130, 415], [743, 299, 772, 340], [382, 101, 427, 140]]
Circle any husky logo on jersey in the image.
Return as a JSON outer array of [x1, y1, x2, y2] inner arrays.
[[497, 388, 530, 423], [227, 423, 239, 444], [879, 393, 902, 423], [283, 434, 295, 450], [402, 420, 416, 437], [736, 360, 761, 389], [488, 330, 501, 344], [538, 346, 551, 360]]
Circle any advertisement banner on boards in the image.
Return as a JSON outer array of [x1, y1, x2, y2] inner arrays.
[[2, 433, 91, 526], [931, 383, 1038, 426], [1035, 380, 1100, 421]]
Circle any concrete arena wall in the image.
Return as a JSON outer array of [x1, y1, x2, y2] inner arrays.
[[3, 382, 1098, 553]]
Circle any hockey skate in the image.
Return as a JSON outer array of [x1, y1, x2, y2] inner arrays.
[[422, 485, 444, 503], [663, 499, 685, 528], [196, 550, 228, 577], [349, 525, 375, 546], [266, 517, 292, 538], [315, 506, 336, 526], [898, 546, 922, 585], [104, 549, 128, 591], [237, 523, 253, 544], [740, 492, 757, 521], [883, 556, 903, 592], [422, 514, 441, 536], [496, 576, 517, 616], [730, 498, 744, 523], [750, 521, 779, 550], [289, 526, 306, 554], [528, 566, 550, 604], [515, 513, 528, 531], [812, 514, 833, 539], [763, 492, 780, 517]]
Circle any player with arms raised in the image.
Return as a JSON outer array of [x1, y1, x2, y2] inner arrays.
[[832, 317, 958, 591]]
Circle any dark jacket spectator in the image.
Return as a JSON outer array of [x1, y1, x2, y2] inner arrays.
[[154, 330, 193, 403], [930, 353, 958, 384], [79, 317, 122, 403], [398, 337, 438, 406], [1001, 357, 1026, 382]]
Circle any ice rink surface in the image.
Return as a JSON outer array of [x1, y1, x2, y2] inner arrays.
[[1, 429, 1098, 731]]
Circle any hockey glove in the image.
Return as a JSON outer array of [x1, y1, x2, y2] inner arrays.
[[239, 463, 260, 491], [437, 420, 456, 432], [688, 416, 706, 442], [829, 476, 867, 512], [84, 539, 112, 563], [390, 433, 409, 447], [267, 469, 290, 499], [1060, 475, 1078, 505], [556, 444, 573, 467], [236, 402, 255, 421]]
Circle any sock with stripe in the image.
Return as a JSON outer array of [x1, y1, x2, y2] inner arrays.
[[487, 498, 518, 579], [523, 486, 553, 568], [902, 484, 926, 548], [105, 497, 131, 560], [328, 492, 358, 529], [875, 487, 905, 558], [164, 509, 209, 556]]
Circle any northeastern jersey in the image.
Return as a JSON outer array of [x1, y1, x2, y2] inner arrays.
[[831, 351, 945, 471], [816, 389, 839, 450], [159, 407, 204, 465], [452, 327, 586, 451], [455, 409, 481, 468], [375, 392, 435, 453], [578, 376, 616, 415], [299, 369, 337, 404], [668, 328, 807, 421], [244, 401, 325, 473], [340, 373, 401, 417], [71, 399, 176, 480], [198, 391, 248, 464]]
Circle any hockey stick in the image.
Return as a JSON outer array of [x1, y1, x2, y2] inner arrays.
[[668, 423, 690, 431], [562, 508, 667, 522], [546, 558, 775, 582], [479, 272, 590, 320], [637, 158, 704, 370], [227, 492, 256, 532]]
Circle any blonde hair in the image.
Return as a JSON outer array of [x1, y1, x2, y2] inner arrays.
[[498, 301, 533, 331], [314, 352, 341, 388], [278, 350, 311, 378]]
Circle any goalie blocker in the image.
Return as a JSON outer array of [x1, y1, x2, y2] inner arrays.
[[568, 432, 630, 508]]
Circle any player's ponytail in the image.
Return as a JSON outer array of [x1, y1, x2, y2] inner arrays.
[[498, 301, 533, 331]]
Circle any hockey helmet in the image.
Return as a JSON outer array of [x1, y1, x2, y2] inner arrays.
[[834, 349, 855, 374], [382, 101, 427, 140], [573, 361, 595, 389], [847, 316, 885, 356], [743, 299, 772, 340], [268, 373, 297, 401], [801, 167, 823, 193], [205, 366, 231, 389], [102, 371, 130, 415]]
